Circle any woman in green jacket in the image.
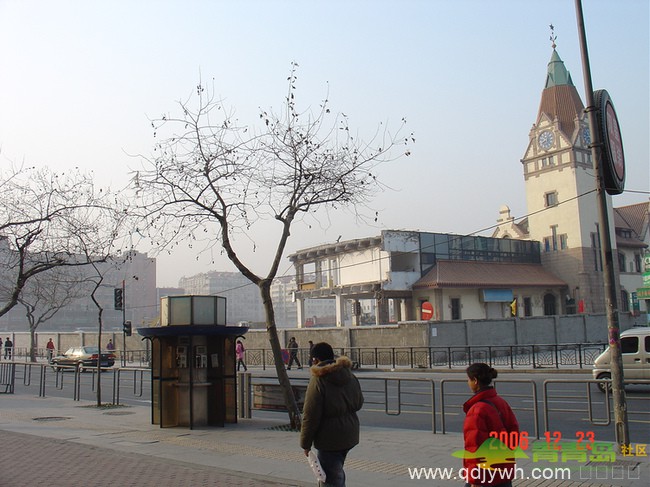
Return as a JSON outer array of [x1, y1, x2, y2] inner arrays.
[[300, 342, 364, 487]]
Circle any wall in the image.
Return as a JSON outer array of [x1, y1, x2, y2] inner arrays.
[[5, 312, 645, 354]]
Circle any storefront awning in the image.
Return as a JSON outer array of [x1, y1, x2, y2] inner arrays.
[[482, 289, 514, 302]]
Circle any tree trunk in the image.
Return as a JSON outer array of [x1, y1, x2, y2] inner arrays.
[[29, 327, 37, 362], [260, 282, 301, 429], [95, 307, 103, 406]]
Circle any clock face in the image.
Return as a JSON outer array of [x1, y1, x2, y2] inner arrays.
[[582, 127, 591, 145], [538, 130, 554, 150]]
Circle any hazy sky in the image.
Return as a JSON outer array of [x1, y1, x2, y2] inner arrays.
[[1, 0, 648, 287]]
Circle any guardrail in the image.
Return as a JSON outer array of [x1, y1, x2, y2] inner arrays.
[[244, 343, 607, 370], [440, 378, 539, 438], [7, 343, 605, 370], [6, 348, 151, 367], [7, 362, 649, 443], [542, 378, 650, 432]]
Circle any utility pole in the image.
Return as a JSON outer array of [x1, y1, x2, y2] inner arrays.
[[574, 0, 629, 447], [121, 279, 126, 367]]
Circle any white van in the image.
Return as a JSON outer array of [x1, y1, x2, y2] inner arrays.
[[592, 327, 650, 392]]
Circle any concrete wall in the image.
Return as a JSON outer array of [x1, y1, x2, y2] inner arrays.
[[4, 312, 644, 354]]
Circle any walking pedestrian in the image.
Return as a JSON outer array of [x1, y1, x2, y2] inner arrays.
[[106, 339, 115, 351], [236, 339, 247, 372], [308, 340, 314, 366], [46, 338, 55, 363], [287, 337, 302, 370], [462, 363, 519, 487], [300, 342, 364, 487], [4, 337, 13, 359]]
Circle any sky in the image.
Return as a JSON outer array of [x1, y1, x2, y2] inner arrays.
[[1, 0, 648, 287]]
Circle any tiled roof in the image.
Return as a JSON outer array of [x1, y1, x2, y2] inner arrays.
[[614, 201, 649, 239], [537, 84, 584, 138], [413, 260, 567, 289]]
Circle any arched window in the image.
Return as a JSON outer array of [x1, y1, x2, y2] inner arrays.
[[543, 293, 556, 316]]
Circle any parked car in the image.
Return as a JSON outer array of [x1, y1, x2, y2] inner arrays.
[[51, 346, 116, 371], [592, 327, 650, 392]]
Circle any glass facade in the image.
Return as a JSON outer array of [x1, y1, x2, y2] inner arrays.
[[418, 232, 541, 275]]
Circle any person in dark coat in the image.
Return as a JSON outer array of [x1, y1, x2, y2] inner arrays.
[[4, 337, 13, 359], [307, 340, 314, 366], [300, 342, 364, 487], [287, 337, 302, 370], [462, 363, 519, 487]]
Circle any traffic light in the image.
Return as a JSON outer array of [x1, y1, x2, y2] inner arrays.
[[114, 288, 123, 310], [123, 320, 132, 336]]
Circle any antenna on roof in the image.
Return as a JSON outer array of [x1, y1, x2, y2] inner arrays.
[[549, 24, 557, 49]]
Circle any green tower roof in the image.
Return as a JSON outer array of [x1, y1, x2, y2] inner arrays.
[[545, 49, 574, 88]]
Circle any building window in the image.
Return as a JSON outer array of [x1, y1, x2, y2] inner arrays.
[[559, 234, 568, 250], [551, 225, 558, 251], [450, 298, 461, 320], [634, 254, 642, 273], [543, 293, 556, 316], [543, 237, 551, 252], [620, 290, 630, 312], [591, 226, 602, 271], [618, 252, 626, 272], [544, 191, 558, 207], [523, 297, 532, 317]]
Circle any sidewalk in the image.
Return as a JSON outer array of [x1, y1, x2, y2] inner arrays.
[[0, 392, 647, 486]]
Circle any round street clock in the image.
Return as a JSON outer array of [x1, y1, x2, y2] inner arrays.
[[594, 89, 625, 195], [538, 130, 554, 150]]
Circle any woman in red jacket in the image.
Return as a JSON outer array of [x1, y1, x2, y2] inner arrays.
[[463, 363, 519, 487]]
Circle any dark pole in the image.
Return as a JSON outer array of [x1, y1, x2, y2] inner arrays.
[[574, 0, 629, 447], [122, 279, 126, 367]]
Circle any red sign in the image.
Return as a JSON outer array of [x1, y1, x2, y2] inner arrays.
[[421, 301, 434, 320]]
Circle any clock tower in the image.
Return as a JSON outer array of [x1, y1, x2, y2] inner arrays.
[[516, 40, 618, 313]]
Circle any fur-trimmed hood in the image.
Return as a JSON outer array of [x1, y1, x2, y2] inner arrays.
[[310, 356, 353, 384]]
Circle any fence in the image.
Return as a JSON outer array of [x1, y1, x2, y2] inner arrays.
[[5, 361, 650, 443], [243, 343, 607, 370]]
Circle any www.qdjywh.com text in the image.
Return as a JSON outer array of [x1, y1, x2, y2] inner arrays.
[[407, 465, 571, 482]]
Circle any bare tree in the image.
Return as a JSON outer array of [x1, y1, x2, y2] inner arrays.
[[64, 195, 131, 407], [18, 266, 86, 362], [136, 64, 412, 428], [1, 163, 131, 405], [0, 165, 123, 317]]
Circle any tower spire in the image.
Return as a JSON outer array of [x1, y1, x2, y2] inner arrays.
[[549, 24, 557, 49]]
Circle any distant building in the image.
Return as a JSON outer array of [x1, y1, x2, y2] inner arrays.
[[289, 231, 567, 326], [288, 42, 648, 327], [177, 271, 336, 328], [493, 44, 647, 315], [0, 250, 157, 332]]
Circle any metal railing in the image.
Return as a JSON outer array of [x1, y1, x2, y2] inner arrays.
[[542, 378, 650, 432], [6, 348, 151, 367], [439, 378, 539, 438], [6, 343, 604, 370], [244, 343, 607, 370], [7, 360, 649, 442]]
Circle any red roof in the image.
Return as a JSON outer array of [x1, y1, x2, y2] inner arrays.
[[537, 84, 584, 138], [413, 260, 567, 289]]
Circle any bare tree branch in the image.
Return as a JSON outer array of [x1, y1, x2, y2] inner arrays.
[[135, 65, 413, 427]]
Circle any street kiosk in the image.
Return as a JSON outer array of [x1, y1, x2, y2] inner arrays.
[[138, 295, 248, 428]]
